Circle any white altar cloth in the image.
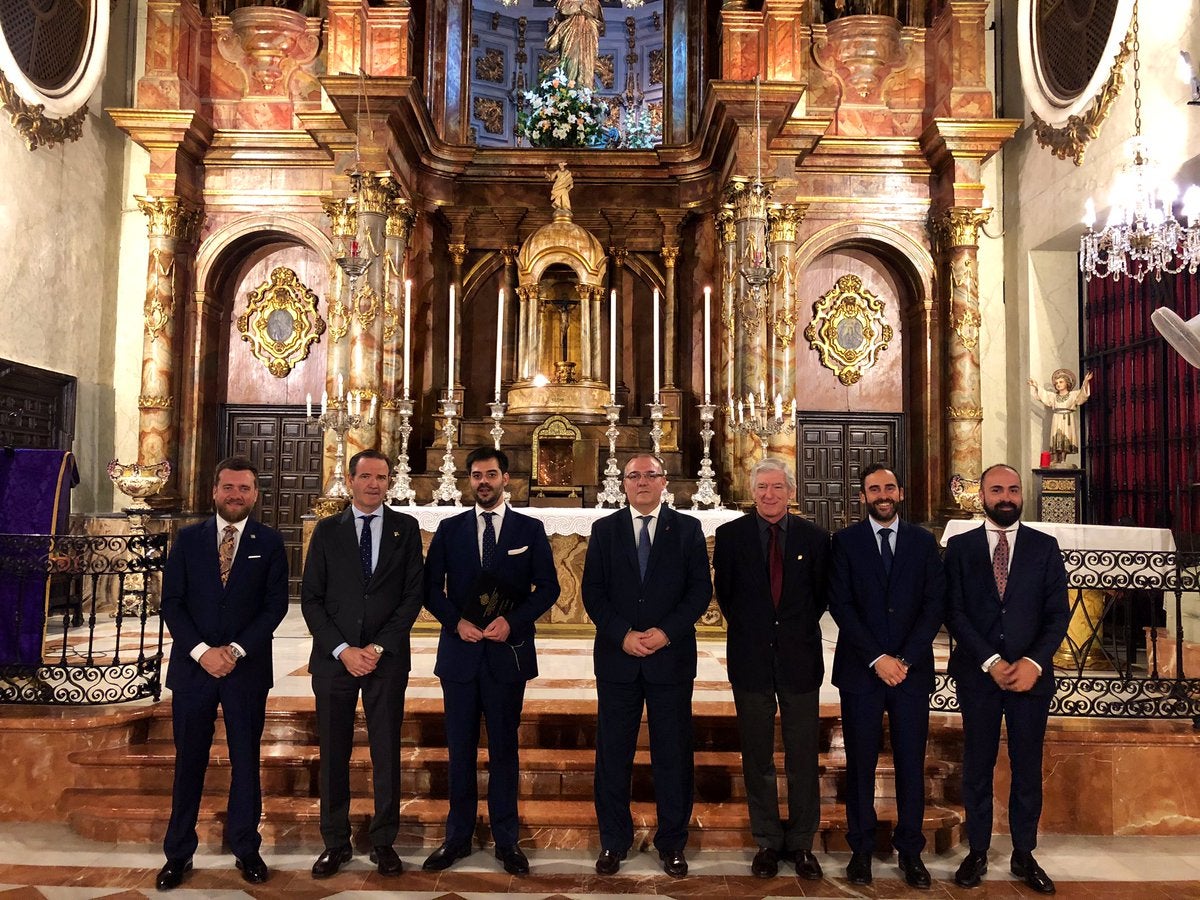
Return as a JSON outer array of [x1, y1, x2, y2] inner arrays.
[[388, 504, 745, 538], [940, 520, 1176, 553]]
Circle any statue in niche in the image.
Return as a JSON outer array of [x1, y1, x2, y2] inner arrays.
[[1028, 368, 1093, 465], [546, 162, 574, 213], [546, 0, 603, 90]]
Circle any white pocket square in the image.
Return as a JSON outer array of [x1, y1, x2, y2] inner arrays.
[[248, 554, 262, 559], [507, 546, 528, 555]]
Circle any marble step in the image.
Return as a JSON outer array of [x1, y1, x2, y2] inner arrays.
[[61, 789, 964, 852]]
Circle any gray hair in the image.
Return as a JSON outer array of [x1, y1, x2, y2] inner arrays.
[[749, 457, 796, 491]]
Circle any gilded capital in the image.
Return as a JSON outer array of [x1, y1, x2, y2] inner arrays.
[[716, 208, 736, 246], [501, 245, 520, 266], [386, 199, 417, 240], [661, 246, 680, 266], [351, 171, 397, 215], [610, 247, 629, 265], [137, 196, 204, 242], [932, 207, 992, 249], [768, 203, 808, 244], [322, 198, 358, 237], [448, 243, 468, 266]]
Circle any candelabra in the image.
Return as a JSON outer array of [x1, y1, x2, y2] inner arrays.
[[432, 395, 462, 505], [648, 401, 675, 507], [309, 392, 373, 502], [385, 397, 417, 505], [596, 402, 625, 508], [730, 394, 797, 459], [691, 403, 722, 509], [487, 399, 512, 505]]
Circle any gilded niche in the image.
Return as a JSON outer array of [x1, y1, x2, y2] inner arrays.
[[804, 274, 893, 386], [237, 267, 326, 377]]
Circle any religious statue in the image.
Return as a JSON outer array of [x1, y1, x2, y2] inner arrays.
[[1029, 368, 1093, 465], [547, 162, 574, 213], [546, 0, 603, 90]]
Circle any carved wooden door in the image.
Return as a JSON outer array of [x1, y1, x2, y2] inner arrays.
[[796, 412, 905, 533], [222, 406, 323, 599]]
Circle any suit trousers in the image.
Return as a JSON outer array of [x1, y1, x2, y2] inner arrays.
[[957, 682, 1051, 853], [594, 676, 694, 855], [839, 686, 929, 855], [441, 676, 526, 847], [163, 677, 268, 860], [731, 674, 821, 853], [313, 658, 409, 848]]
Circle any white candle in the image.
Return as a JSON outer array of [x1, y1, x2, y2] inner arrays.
[[369, 393, 377, 422], [403, 279, 411, 400], [790, 397, 797, 420], [703, 286, 711, 403], [749, 392, 755, 417], [448, 284, 456, 392], [337, 373, 344, 400], [306, 393, 312, 418], [737, 400, 744, 424], [495, 287, 504, 401], [321, 389, 328, 414], [760, 378, 766, 400], [609, 288, 617, 403], [652, 287, 660, 403], [775, 393, 782, 420]]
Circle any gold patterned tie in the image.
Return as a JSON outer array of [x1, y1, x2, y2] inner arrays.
[[219, 525, 237, 586]]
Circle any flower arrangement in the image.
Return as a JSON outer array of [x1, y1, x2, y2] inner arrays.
[[621, 106, 662, 149], [518, 69, 609, 149]]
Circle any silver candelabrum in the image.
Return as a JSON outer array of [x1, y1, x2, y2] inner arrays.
[[385, 397, 417, 505], [488, 398, 513, 506], [309, 393, 374, 501], [432, 395, 462, 505], [691, 402, 723, 509], [596, 402, 625, 508], [648, 401, 674, 507], [730, 395, 797, 459]]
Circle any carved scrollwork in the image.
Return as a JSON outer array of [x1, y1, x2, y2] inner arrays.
[[236, 266, 326, 377], [951, 305, 981, 351], [649, 48, 664, 86], [803, 274, 893, 386], [475, 47, 506, 84], [0, 70, 87, 151], [948, 406, 984, 420], [595, 54, 615, 89], [144, 249, 176, 342], [472, 96, 505, 135], [352, 282, 380, 330]]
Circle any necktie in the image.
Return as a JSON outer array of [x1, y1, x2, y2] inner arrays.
[[993, 529, 1009, 599], [359, 514, 375, 582], [879, 526, 894, 576], [768, 522, 783, 608], [219, 525, 236, 586], [637, 514, 653, 579], [481, 511, 497, 570]]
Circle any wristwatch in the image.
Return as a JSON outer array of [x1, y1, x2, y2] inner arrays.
[[371, 643, 385, 655], [229, 645, 245, 660]]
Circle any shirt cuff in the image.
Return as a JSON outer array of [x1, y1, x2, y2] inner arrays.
[[1023, 656, 1043, 674], [190, 642, 212, 663], [332, 642, 349, 659], [230, 642, 246, 659], [981, 653, 1001, 673], [869, 654, 886, 668]]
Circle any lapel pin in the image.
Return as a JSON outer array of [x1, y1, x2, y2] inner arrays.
[[796, 554, 803, 561], [393, 531, 400, 537], [250, 533, 256, 540]]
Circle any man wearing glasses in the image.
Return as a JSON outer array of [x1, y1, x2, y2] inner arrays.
[[582, 453, 712, 879]]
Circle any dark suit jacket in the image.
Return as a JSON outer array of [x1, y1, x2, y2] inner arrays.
[[828, 518, 946, 695], [944, 523, 1070, 697], [582, 505, 712, 684], [424, 506, 561, 682], [713, 511, 830, 694], [161, 516, 289, 693], [301, 504, 424, 677]]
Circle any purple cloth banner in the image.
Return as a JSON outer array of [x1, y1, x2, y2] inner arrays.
[[0, 449, 79, 666]]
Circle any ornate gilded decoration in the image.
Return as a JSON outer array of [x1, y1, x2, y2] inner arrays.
[[0, 70, 86, 151], [327, 296, 349, 342], [950, 473, 984, 516], [660, 246, 679, 266], [322, 198, 357, 237], [311, 496, 349, 518], [473, 96, 505, 135], [137, 395, 174, 409], [351, 282, 380, 330], [716, 208, 736, 246], [448, 243, 468, 266], [137, 196, 204, 242], [932, 207, 993, 249], [538, 53, 557, 76], [236, 266, 326, 377], [951, 306, 981, 351], [531, 414, 583, 484], [475, 47, 506, 84], [803, 274, 893, 386], [381, 259, 399, 341], [768, 203, 808, 243], [350, 171, 396, 215], [144, 249, 175, 342], [595, 54, 615, 89], [1043, 477, 1077, 493], [1031, 31, 1133, 166], [386, 198, 417, 240], [649, 48, 664, 86], [648, 102, 662, 130], [948, 406, 984, 420]]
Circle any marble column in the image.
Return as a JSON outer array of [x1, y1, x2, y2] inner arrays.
[[765, 202, 804, 464], [661, 246, 680, 389], [448, 242, 467, 394], [501, 246, 519, 388], [517, 285, 540, 381], [380, 196, 415, 459], [587, 285, 602, 385], [933, 206, 991, 516], [135, 196, 203, 508], [321, 196, 357, 475], [610, 247, 628, 400]]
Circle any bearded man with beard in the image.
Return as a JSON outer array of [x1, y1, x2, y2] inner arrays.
[[945, 464, 1069, 895], [828, 463, 945, 888]]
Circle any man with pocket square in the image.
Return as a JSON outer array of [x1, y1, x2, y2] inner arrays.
[[422, 446, 561, 875]]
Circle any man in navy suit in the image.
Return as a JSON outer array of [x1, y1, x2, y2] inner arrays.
[[946, 464, 1068, 894], [302, 449, 424, 879], [421, 447, 560, 875], [828, 463, 945, 888], [157, 456, 288, 890], [582, 452, 712, 878], [712, 458, 829, 881]]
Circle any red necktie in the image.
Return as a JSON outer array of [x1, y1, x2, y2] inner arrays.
[[768, 522, 783, 609]]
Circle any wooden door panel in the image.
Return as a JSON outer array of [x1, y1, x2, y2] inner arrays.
[[796, 413, 905, 533]]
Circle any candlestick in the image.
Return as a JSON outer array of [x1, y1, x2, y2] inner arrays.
[[432, 395, 462, 506], [596, 403, 625, 508], [691, 402, 722, 509], [488, 399, 507, 450], [648, 400, 674, 507], [403, 279, 411, 400], [652, 287, 660, 403], [308, 393, 370, 503], [609, 288, 617, 402], [385, 397, 417, 505], [703, 286, 712, 403], [448, 284, 456, 391]]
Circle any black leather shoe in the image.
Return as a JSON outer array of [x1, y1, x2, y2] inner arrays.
[[1011, 851, 1056, 894], [954, 849, 988, 888], [751, 846, 779, 878], [846, 851, 872, 885], [660, 850, 688, 878], [899, 853, 931, 889], [422, 841, 471, 871], [595, 849, 623, 875], [793, 849, 823, 881], [235, 851, 270, 884], [311, 844, 352, 879], [155, 857, 192, 891], [495, 844, 530, 875], [369, 845, 404, 876]]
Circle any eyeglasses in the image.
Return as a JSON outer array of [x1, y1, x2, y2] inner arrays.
[[624, 472, 664, 482]]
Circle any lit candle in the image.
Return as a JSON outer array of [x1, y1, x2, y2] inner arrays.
[[749, 392, 755, 418], [790, 397, 797, 420], [495, 287, 504, 402], [321, 389, 328, 414], [703, 286, 711, 404], [609, 288, 617, 404], [306, 393, 312, 418], [448, 284, 456, 393], [652, 287, 660, 403], [775, 393, 783, 420], [737, 400, 744, 424], [403, 279, 411, 400], [760, 378, 765, 400], [369, 393, 377, 422]]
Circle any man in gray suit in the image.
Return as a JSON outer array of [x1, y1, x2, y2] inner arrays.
[[302, 449, 424, 879]]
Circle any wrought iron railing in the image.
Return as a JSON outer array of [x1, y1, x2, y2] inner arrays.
[[0, 532, 167, 704], [931, 548, 1200, 720]]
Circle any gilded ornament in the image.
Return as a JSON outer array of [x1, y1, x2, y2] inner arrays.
[[951, 305, 981, 352], [0, 70, 86, 151], [322, 198, 357, 237], [386, 199, 417, 239], [950, 255, 977, 294], [649, 48, 664, 86], [448, 243, 468, 266], [352, 282, 381, 330], [716, 208, 737, 246], [311, 496, 349, 518], [595, 54, 615, 90], [236, 266, 326, 377], [804, 274, 893, 386], [137, 395, 174, 409], [475, 47, 506, 84], [351, 171, 396, 215], [950, 473, 983, 515], [473, 96, 505, 135], [768, 203, 808, 243], [327, 297, 349, 343], [932, 207, 992, 249], [1043, 478, 1077, 493], [532, 414, 583, 482], [947, 406, 984, 420], [137, 196, 204, 242], [661, 246, 680, 266], [144, 249, 176, 342]]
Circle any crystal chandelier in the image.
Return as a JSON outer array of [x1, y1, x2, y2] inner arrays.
[[737, 75, 774, 304], [1080, 0, 1200, 282]]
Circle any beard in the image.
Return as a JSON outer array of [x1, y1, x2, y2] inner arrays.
[[216, 499, 252, 523], [866, 497, 898, 523], [984, 499, 1022, 528], [473, 484, 502, 510]]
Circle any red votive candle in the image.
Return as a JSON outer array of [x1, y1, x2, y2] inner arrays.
[[1040, 451, 1052, 468]]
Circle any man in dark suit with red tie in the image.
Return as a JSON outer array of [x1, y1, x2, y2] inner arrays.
[[582, 452, 712, 878], [945, 464, 1069, 894], [421, 447, 561, 875], [157, 456, 288, 890], [712, 457, 830, 880], [302, 449, 424, 879], [828, 463, 945, 888]]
